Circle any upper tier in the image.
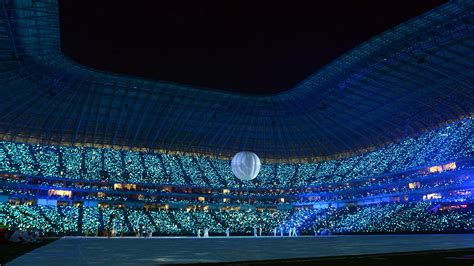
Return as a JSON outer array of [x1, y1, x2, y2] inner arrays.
[[0, 118, 472, 189], [0, 0, 473, 160]]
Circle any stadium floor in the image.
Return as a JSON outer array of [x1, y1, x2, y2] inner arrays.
[[7, 234, 474, 265]]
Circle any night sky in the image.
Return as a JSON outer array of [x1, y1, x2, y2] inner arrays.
[[59, 0, 446, 95]]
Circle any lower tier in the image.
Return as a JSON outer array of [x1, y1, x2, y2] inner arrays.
[[0, 201, 472, 236]]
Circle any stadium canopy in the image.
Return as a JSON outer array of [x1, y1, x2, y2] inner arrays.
[[0, 0, 473, 162]]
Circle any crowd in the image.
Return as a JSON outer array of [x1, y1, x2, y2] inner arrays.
[[309, 202, 474, 234], [0, 118, 472, 241], [0, 166, 470, 206], [0, 201, 473, 236], [0, 118, 470, 191]]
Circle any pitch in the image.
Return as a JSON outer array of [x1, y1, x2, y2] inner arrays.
[[7, 234, 474, 265]]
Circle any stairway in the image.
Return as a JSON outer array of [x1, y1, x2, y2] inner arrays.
[[208, 159, 229, 187], [168, 211, 184, 232], [144, 209, 158, 231], [192, 157, 212, 187], [176, 158, 193, 185], [210, 211, 228, 228], [285, 208, 327, 232], [98, 208, 104, 233], [77, 207, 84, 234], [123, 209, 135, 233], [37, 208, 60, 234]]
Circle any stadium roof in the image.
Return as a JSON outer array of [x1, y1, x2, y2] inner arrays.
[[0, 0, 473, 161]]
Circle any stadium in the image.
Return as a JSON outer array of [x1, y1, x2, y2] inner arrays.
[[0, 0, 474, 265]]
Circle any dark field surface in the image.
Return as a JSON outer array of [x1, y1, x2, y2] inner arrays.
[[0, 238, 58, 265], [7, 234, 474, 265]]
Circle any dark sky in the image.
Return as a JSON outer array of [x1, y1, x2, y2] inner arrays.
[[59, 0, 446, 95]]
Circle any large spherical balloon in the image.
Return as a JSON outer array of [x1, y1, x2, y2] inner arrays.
[[231, 151, 261, 181]]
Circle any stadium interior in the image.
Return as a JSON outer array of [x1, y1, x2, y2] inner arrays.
[[0, 0, 473, 265]]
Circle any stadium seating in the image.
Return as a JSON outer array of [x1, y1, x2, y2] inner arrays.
[[0, 118, 471, 189], [0, 202, 473, 236], [0, 118, 471, 236]]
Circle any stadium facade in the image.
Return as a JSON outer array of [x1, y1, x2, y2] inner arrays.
[[0, 0, 473, 236]]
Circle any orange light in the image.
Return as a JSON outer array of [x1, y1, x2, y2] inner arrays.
[[443, 162, 456, 171], [48, 189, 72, 198], [428, 165, 442, 173]]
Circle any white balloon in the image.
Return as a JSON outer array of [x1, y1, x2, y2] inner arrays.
[[231, 151, 261, 181]]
